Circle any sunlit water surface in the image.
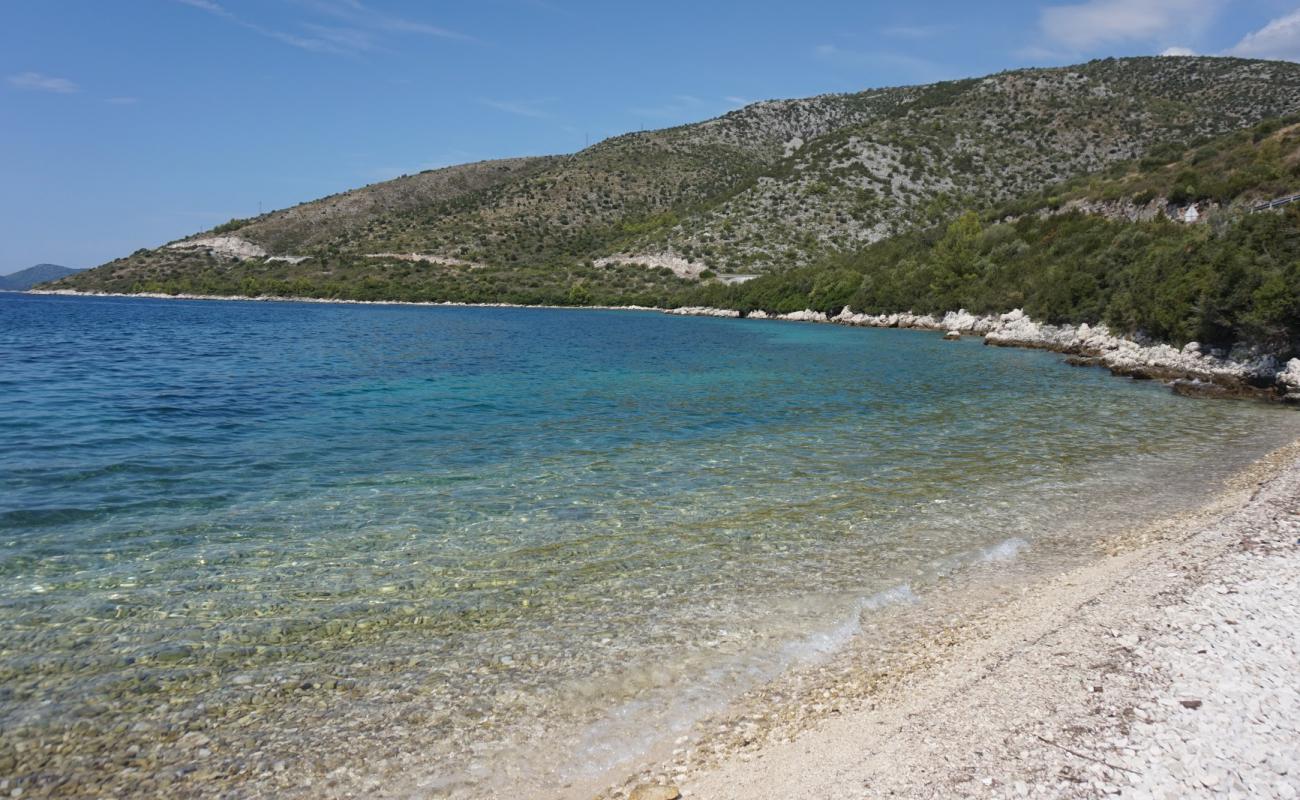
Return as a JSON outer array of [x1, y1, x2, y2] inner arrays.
[[2, 292, 1296, 796]]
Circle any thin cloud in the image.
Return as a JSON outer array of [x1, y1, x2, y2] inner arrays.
[[105, 96, 141, 105], [174, 0, 228, 13], [7, 72, 78, 93], [292, 0, 474, 42], [880, 24, 946, 39], [724, 95, 752, 106], [480, 98, 553, 118], [173, 0, 471, 56], [1037, 0, 1223, 51], [1226, 10, 1300, 62], [172, 0, 349, 53], [300, 22, 377, 52], [1161, 46, 1196, 56]]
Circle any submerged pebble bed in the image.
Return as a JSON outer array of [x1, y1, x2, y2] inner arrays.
[[2, 293, 1298, 798]]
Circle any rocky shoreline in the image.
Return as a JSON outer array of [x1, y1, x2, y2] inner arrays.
[[27, 289, 1300, 401], [669, 305, 1300, 402]]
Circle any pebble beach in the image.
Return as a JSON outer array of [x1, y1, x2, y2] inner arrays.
[[629, 441, 1300, 800]]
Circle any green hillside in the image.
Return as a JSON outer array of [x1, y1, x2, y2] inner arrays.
[[690, 117, 1300, 356], [49, 56, 1300, 306]]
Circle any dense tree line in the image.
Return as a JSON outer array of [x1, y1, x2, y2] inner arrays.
[[687, 206, 1300, 355], [125, 257, 694, 309]]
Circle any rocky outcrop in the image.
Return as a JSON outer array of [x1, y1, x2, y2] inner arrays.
[[365, 252, 486, 269], [779, 309, 829, 323], [982, 309, 1280, 393], [1047, 197, 1221, 225], [1275, 359, 1300, 401], [167, 236, 267, 260], [594, 253, 709, 280], [666, 306, 741, 318]]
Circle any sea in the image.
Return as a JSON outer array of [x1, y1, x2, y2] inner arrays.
[[2, 291, 1296, 797]]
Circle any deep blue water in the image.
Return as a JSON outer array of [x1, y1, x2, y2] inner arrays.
[[2, 291, 1297, 795]]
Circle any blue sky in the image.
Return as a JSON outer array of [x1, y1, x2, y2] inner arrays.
[[4, 0, 1300, 272]]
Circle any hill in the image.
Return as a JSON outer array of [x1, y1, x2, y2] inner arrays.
[[2, 264, 81, 290], [47, 56, 1300, 307], [688, 116, 1300, 357]]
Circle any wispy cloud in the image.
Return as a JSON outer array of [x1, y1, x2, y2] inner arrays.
[[7, 71, 78, 93], [1226, 9, 1300, 62], [172, 0, 472, 56], [1160, 46, 1196, 56], [292, 0, 473, 42], [480, 98, 553, 118], [173, 0, 351, 53], [299, 22, 377, 52], [105, 96, 141, 105], [724, 95, 752, 107], [880, 24, 946, 39], [1037, 0, 1223, 52], [174, 0, 227, 12]]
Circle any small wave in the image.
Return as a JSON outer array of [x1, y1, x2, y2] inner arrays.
[[978, 537, 1029, 563], [861, 582, 920, 610], [561, 583, 921, 783], [781, 583, 919, 661]]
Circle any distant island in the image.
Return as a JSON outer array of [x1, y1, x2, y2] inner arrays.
[[2, 264, 81, 291]]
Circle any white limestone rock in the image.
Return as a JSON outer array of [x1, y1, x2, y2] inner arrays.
[[779, 309, 829, 323], [667, 306, 741, 318], [167, 236, 268, 260], [1277, 358, 1300, 391]]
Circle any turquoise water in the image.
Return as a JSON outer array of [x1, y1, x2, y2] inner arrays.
[[2, 292, 1298, 797]]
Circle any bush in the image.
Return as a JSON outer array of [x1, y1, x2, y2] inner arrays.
[[682, 209, 1300, 356], [212, 217, 250, 235]]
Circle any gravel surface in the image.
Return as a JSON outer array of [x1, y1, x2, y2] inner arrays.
[[671, 442, 1300, 800], [1115, 481, 1300, 799]]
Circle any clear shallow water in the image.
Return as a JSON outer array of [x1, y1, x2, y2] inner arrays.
[[2, 292, 1298, 797]]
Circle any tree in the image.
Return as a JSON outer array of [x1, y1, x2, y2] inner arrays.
[[929, 211, 983, 308], [566, 282, 593, 305]]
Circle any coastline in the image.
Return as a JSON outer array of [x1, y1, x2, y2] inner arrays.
[[26, 289, 1300, 401], [612, 438, 1300, 799], [7, 290, 1300, 798]]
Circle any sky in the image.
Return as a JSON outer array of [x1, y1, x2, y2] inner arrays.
[[3, 0, 1300, 272]]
